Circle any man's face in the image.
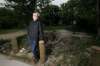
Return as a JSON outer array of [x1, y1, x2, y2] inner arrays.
[[32, 13, 39, 21]]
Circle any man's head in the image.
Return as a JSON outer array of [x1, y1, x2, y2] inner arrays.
[[32, 12, 40, 21]]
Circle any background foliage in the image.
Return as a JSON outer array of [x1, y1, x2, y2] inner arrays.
[[0, 0, 98, 33]]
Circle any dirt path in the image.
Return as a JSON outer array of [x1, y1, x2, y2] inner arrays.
[[0, 54, 33, 66]]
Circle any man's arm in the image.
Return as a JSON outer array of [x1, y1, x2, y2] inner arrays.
[[39, 22, 44, 40], [38, 22, 45, 63]]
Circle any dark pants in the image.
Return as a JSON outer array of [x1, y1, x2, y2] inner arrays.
[[29, 38, 40, 59]]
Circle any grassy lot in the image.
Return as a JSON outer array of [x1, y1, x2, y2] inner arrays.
[[0, 26, 66, 34], [0, 29, 25, 34], [45, 26, 66, 31]]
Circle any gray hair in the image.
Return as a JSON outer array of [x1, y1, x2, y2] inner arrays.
[[33, 12, 40, 17]]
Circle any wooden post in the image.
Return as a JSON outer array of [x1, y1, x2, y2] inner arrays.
[[39, 40, 45, 64], [90, 46, 100, 66]]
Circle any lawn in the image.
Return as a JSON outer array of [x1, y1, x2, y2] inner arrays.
[[0, 29, 25, 34], [0, 26, 66, 34], [45, 26, 66, 31]]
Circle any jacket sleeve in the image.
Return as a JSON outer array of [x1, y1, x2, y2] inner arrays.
[[39, 22, 44, 40]]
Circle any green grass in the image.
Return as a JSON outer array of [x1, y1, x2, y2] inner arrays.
[[45, 26, 66, 31], [0, 29, 25, 34], [0, 26, 66, 34]]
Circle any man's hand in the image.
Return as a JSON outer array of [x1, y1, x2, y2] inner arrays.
[[39, 40, 44, 44]]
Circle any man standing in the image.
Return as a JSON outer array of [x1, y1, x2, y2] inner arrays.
[[27, 12, 45, 64]]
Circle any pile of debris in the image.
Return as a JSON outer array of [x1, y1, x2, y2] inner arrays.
[[0, 40, 11, 54]]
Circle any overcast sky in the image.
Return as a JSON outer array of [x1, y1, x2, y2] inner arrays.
[[0, 0, 68, 6], [51, 0, 68, 6], [0, 0, 5, 3]]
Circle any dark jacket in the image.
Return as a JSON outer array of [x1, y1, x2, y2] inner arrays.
[[27, 20, 44, 43]]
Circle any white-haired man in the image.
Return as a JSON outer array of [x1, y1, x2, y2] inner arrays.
[[27, 12, 45, 64]]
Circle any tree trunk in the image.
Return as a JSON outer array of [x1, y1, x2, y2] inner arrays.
[[97, 0, 100, 36]]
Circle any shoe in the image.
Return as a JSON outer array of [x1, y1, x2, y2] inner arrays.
[[31, 56, 36, 64]]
